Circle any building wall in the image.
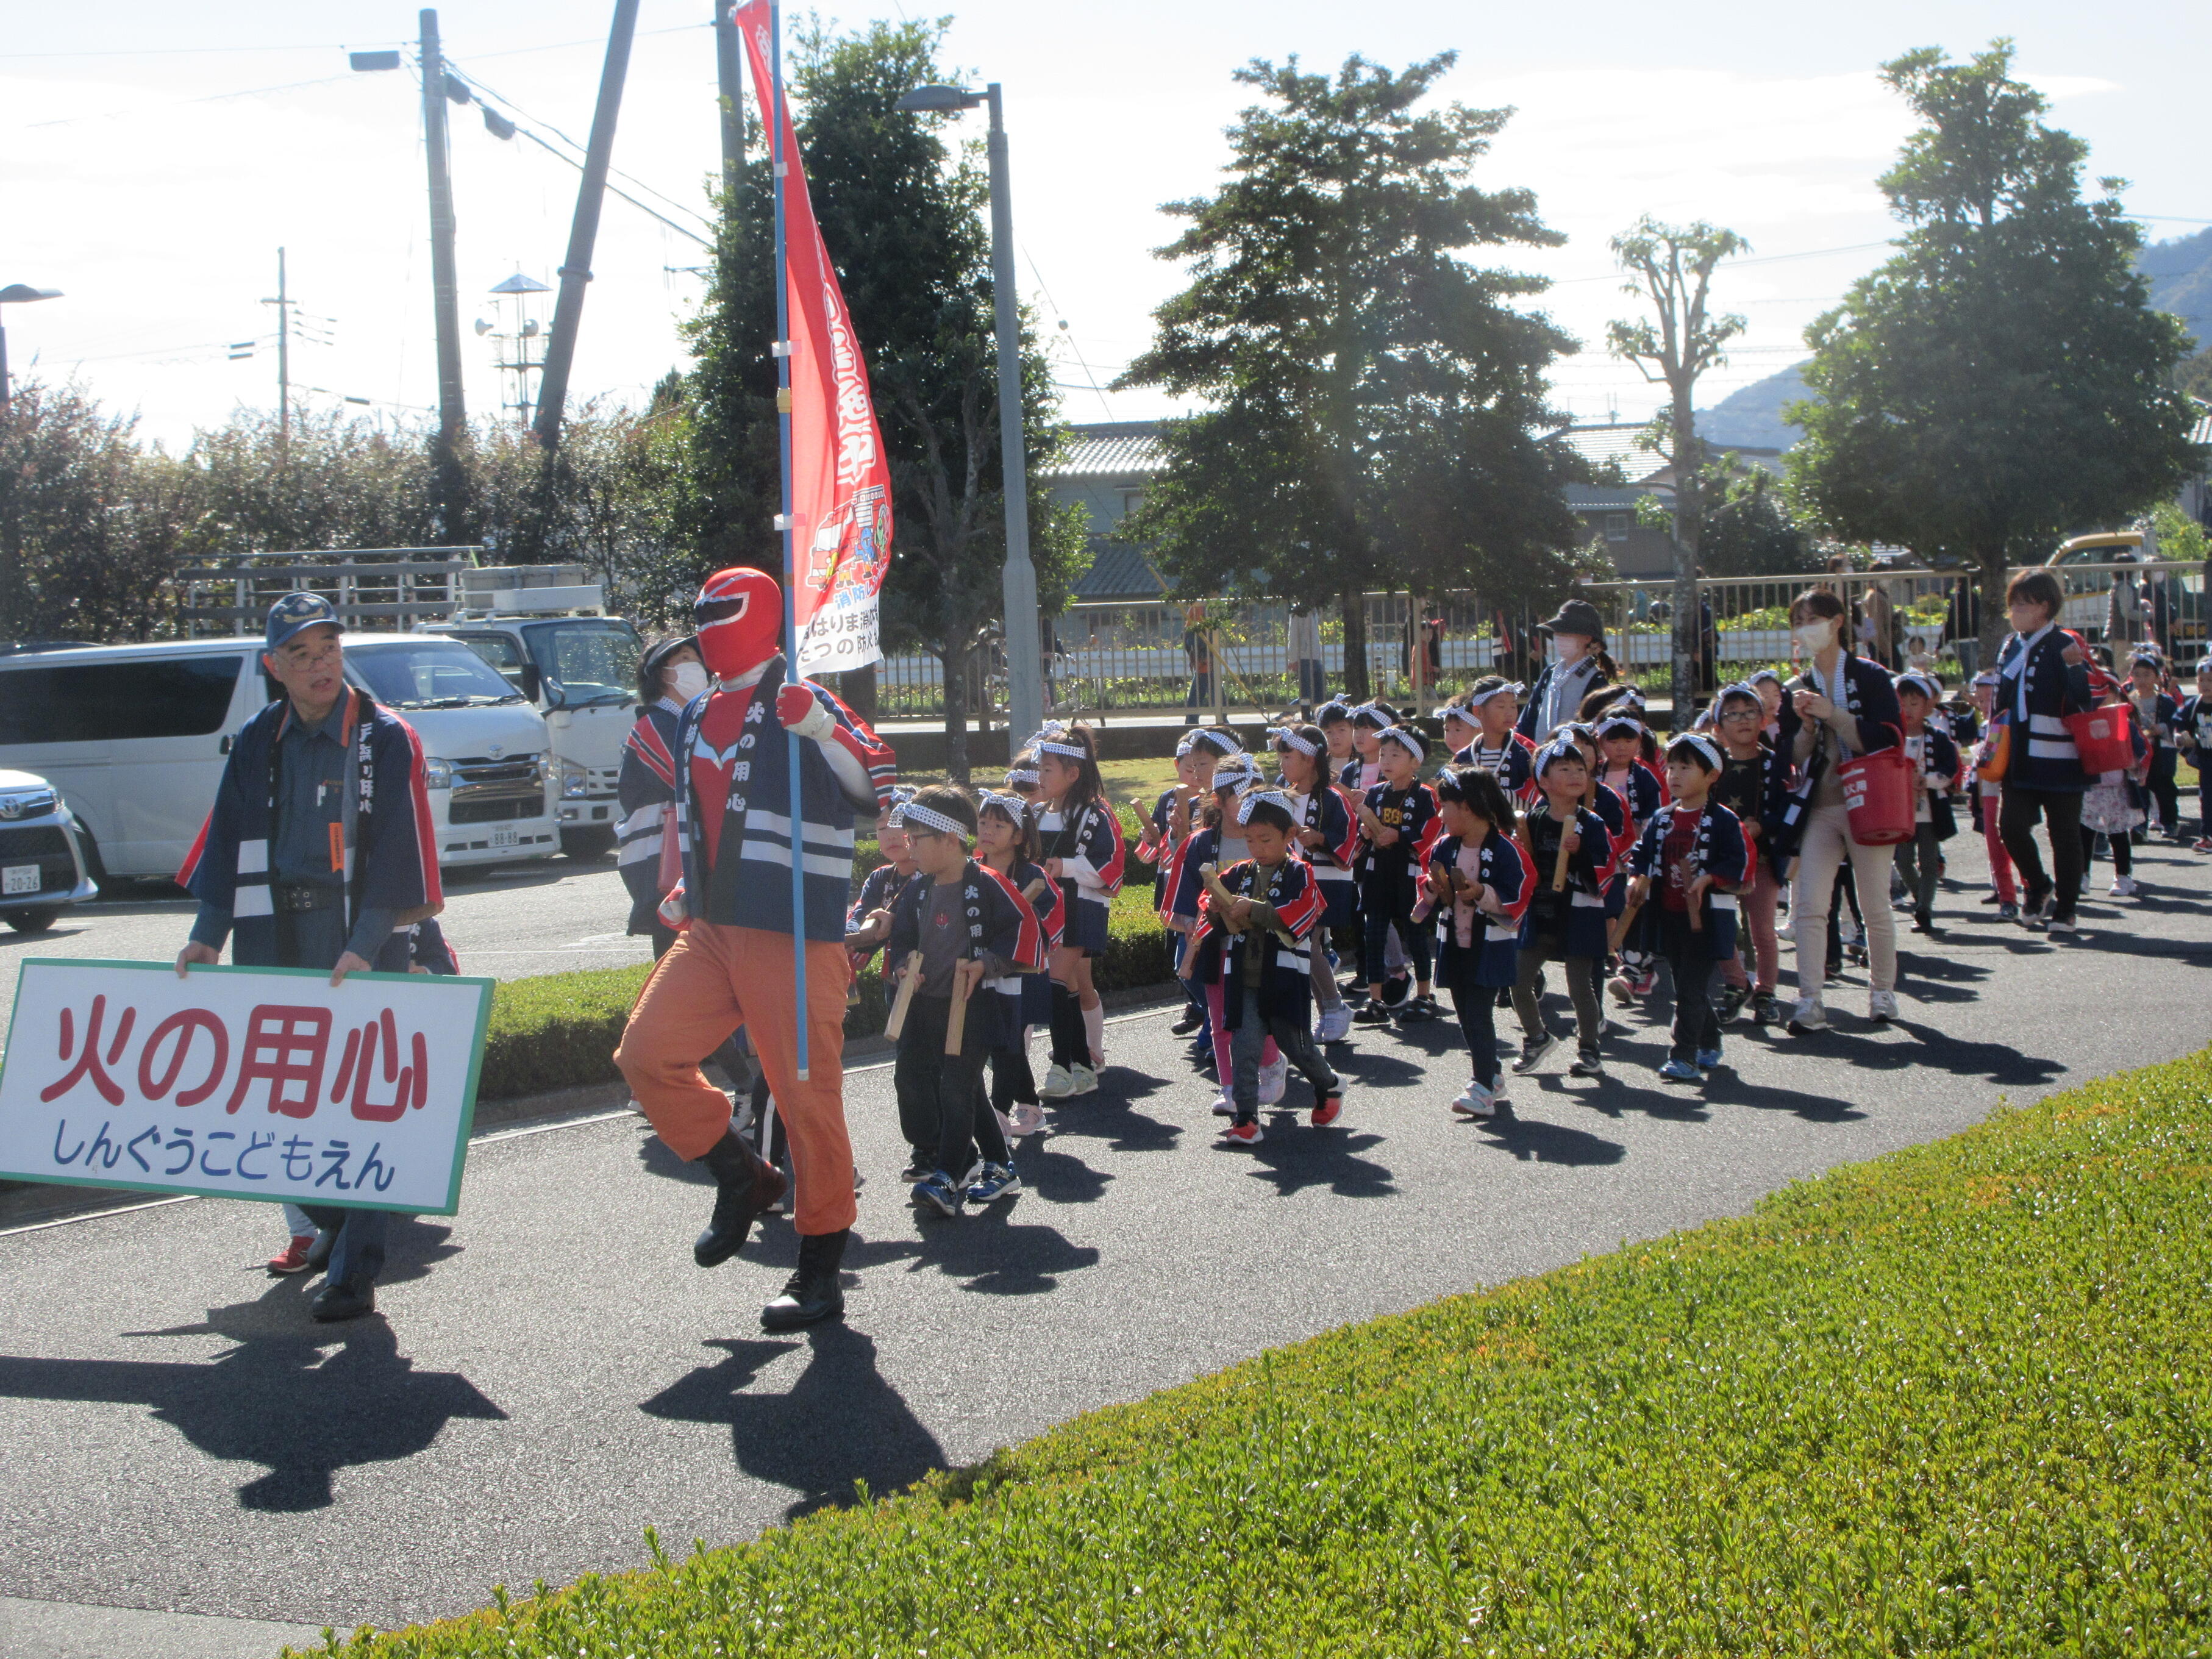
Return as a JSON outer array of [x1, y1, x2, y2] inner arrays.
[[1047, 477, 1149, 539]]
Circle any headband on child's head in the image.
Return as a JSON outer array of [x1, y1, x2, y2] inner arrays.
[[1315, 699, 1354, 726], [881, 785, 917, 828], [1667, 732, 1723, 771], [1377, 726, 1426, 762], [1465, 681, 1524, 710], [1971, 670, 2000, 688], [1351, 700, 1398, 729], [977, 790, 1029, 822], [1024, 721, 1088, 760], [899, 802, 971, 841], [2130, 648, 2165, 669], [1716, 680, 1763, 706], [1194, 727, 1243, 756], [1210, 754, 1261, 792], [1893, 671, 1940, 700], [1594, 713, 1644, 739], [1434, 704, 1475, 724], [1235, 788, 1297, 824], [1266, 725, 1318, 757], [1535, 735, 1585, 774], [1746, 668, 1783, 688], [1005, 766, 1041, 787]]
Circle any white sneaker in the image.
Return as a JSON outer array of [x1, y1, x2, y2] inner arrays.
[[1257, 1054, 1288, 1104], [1065, 1063, 1099, 1096], [1038, 1064, 1076, 1099], [2110, 875, 2136, 898], [1868, 988, 1898, 1022], [1786, 996, 1828, 1033], [1005, 1101, 1047, 1136], [1315, 1004, 1353, 1043], [1450, 1080, 1496, 1119], [1210, 1089, 1235, 1116]]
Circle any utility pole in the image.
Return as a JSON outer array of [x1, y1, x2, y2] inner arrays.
[[260, 248, 291, 454], [712, 0, 746, 202], [420, 9, 467, 446], [533, 0, 641, 451]]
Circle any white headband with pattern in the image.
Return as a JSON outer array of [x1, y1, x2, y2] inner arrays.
[[1594, 713, 1644, 738], [1435, 704, 1475, 723], [1267, 725, 1318, 757], [977, 791, 1030, 822], [1535, 736, 1584, 774], [1351, 701, 1397, 729], [1466, 682, 1524, 710], [1025, 721, 1088, 760], [1893, 671, 1941, 700], [1377, 726, 1426, 761], [1211, 756, 1261, 791], [1005, 766, 1041, 786], [1236, 788, 1297, 824], [899, 802, 972, 840], [1668, 732, 1723, 770]]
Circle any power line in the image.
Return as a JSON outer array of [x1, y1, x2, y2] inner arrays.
[[22, 71, 358, 129], [0, 41, 390, 59]]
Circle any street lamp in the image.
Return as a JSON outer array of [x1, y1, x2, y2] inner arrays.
[[0, 285, 62, 416], [895, 80, 1045, 746]]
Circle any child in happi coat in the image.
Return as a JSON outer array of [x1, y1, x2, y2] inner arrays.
[[2178, 660, 2212, 849], [1438, 702, 1480, 764], [2126, 650, 2184, 842], [847, 787, 919, 970], [1154, 728, 1240, 1036], [1029, 721, 1126, 1096], [1347, 701, 1398, 793], [1510, 735, 1621, 1078], [883, 788, 1049, 1216], [1271, 721, 1360, 1043], [1594, 711, 1665, 825], [1426, 766, 1533, 1121], [1185, 790, 1344, 1144], [1708, 683, 1789, 1024], [1891, 673, 1962, 937], [1964, 671, 2019, 917], [976, 790, 1064, 1140], [2078, 663, 2149, 900], [1624, 734, 1751, 1083], [1352, 726, 1443, 1026], [1317, 699, 1360, 791], [1167, 754, 1288, 1112], [1452, 677, 1538, 804]]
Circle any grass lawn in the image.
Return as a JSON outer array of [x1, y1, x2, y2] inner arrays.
[[304, 1046, 2212, 1655]]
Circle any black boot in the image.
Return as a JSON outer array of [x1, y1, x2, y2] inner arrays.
[[761, 1228, 848, 1331], [694, 1129, 787, 1268]]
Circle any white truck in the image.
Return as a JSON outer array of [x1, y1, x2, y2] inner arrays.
[[171, 549, 645, 861]]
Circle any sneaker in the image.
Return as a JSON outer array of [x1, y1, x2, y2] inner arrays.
[[1979, 891, 2004, 905], [266, 1235, 315, 1275], [1315, 1004, 1354, 1043], [1868, 988, 1899, 1022], [1311, 1093, 1344, 1127], [1786, 997, 1828, 1035], [1658, 1057, 1704, 1082], [1352, 1000, 1393, 1027], [1606, 975, 1637, 1007], [2194, 838, 2212, 853], [910, 1171, 963, 1217], [1511, 1033, 1558, 1074], [1909, 913, 1933, 935], [1210, 1090, 1236, 1116], [1394, 994, 1441, 1024], [1257, 1054, 1288, 1104], [1629, 968, 1658, 997], [1380, 974, 1411, 1007], [964, 1161, 1021, 1205], [1038, 1063, 1077, 1099], [2110, 875, 2137, 899], [1752, 991, 1779, 1025], [1063, 1063, 1099, 1097], [1845, 944, 1869, 968], [1218, 1119, 1263, 1146], [900, 1154, 932, 1182], [1997, 902, 2019, 921], [1005, 1101, 1047, 1137], [1694, 1046, 1722, 1070], [1169, 1007, 1206, 1037], [1713, 985, 1749, 1024], [1450, 1080, 1497, 1119], [2046, 916, 2077, 938], [1569, 1047, 1604, 1078]]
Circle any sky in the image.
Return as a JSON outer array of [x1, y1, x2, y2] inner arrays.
[[4, 0, 2207, 451]]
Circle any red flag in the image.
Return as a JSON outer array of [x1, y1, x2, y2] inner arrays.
[[735, 1, 894, 673]]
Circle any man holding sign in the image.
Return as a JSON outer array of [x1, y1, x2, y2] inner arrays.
[[615, 568, 895, 1332], [173, 593, 444, 1322]]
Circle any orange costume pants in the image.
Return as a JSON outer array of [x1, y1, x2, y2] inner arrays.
[[614, 922, 858, 1236]]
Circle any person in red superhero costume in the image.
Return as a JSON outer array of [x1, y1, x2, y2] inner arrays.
[[615, 568, 896, 1330]]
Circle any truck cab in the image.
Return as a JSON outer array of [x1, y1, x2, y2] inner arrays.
[[426, 566, 643, 859]]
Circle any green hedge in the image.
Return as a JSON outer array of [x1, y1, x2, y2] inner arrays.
[[477, 860, 1172, 1101], [309, 1045, 2212, 1654]]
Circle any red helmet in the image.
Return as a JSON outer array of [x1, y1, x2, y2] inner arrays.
[[693, 567, 783, 680]]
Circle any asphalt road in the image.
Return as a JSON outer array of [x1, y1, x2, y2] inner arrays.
[[2, 832, 2209, 1650], [0, 856, 648, 1008]]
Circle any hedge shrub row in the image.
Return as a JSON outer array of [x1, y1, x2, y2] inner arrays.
[[314, 1043, 2212, 1655]]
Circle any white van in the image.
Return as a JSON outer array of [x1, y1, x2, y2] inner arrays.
[[0, 634, 560, 880]]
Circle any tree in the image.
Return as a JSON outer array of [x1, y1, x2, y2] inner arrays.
[[1607, 218, 1748, 724], [1643, 455, 1821, 579], [1116, 54, 1583, 702], [682, 16, 1083, 779], [1786, 40, 2202, 658]]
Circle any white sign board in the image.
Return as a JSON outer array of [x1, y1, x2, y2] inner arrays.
[[0, 959, 494, 1215]]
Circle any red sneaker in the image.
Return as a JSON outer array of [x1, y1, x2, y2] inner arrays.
[[266, 1235, 314, 1275], [1218, 1119, 1263, 1146], [1311, 1094, 1343, 1127]]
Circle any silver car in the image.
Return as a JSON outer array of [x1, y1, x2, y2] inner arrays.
[[0, 767, 100, 933]]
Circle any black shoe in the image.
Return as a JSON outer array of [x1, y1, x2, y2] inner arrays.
[[762, 1228, 849, 1330], [1713, 985, 1749, 1024], [1351, 1000, 1393, 1027], [694, 1129, 788, 1268], [1494, 986, 1513, 1010], [1394, 994, 1440, 1023], [900, 1155, 931, 1182], [1170, 1007, 1206, 1037], [309, 1278, 376, 1322], [303, 1229, 334, 1274], [1379, 974, 1411, 1007], [1752, 991, 1779, 1026]]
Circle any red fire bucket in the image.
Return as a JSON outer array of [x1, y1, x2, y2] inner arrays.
[[2064, 705, 2136, 776], [1838, 731, 1916, 846]]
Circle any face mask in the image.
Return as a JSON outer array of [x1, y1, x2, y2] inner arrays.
[[1793, 621, 1835, 654], [667, 662, 711, 701], [1550, 636, 1586, 666]]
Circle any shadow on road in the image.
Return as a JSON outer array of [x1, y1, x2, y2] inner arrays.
[[1466, 1111, 1627, 1165], [1240, 1122, 1397, 1196], [0, 1277, 505, 1512], [638, 1324, 944, 1518]]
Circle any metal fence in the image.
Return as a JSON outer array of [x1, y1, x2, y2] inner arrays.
[[866, 560, 2208, 724]]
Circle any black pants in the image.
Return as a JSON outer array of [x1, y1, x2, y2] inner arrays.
[[1893, 822, 1941, 922], [896, 995, 1007, 1180], [1999, 786, 2085, 922], [1657, 913, 1721, 1061], [988, 1044, 1038, 1110], [1441, 957, 1502, 1089], [1361, 885, 1430, 986], [2146, 752, 2180, 832], [1228, 982, 1337, 1125], [2081, 821, 2132, 876]]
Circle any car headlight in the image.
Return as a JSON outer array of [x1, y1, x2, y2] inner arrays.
[[423, 758, 453, 790], [560, 760, 590, 799]]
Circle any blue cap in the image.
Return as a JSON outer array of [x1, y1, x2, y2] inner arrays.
[[264, 591, 340, 652]]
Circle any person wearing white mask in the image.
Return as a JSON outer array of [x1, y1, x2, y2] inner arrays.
[[1766, 588, 1904, 1032], [1517, 599, 1617, 743], [619, 632, 711, 955]]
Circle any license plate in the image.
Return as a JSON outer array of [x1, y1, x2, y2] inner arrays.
[[488, 826, 519, 848], [2, 864, 38, 896]]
